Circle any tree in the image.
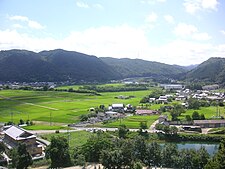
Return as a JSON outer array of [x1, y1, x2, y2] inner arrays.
[[131, 161, 143, 169], [46, 136, 72, 168], [188, 98, 200, 109], [101, 149, 124, 168], [205, 139, 225, 169], [16, 144, 33, 169], [0, 142, 5, 153], [144, 142, 161, 167], [200, 113, 206, 120], [140, 122, 147, 130], [81, 134, 112, 162], [170, 104, 185, 121], [132, 136, 147, 162], [19, 119, 24, 125], [192, 111, 200, 120], [185, 115, 192, 121], [138, 122, 148, 138], [161, 144, 178, 168], [10, 144, 33, 169], [118, 124, 129, 139], [170, 126, 178, 135]]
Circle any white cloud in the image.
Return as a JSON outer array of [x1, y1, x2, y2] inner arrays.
[[12, 24, 24, 29], [220, 30, 225, 36], [93, 4, 104, 10], [28, 20, 45, 29], [201, 0, 218, 10], [145, 12, 158, 23], [192, 32, 211, 41], [164, 15, 174, 24], [174, 23, 211, 41], [9, 15, 44, 30], [141, 0, 166, 5], [9, 15, 29, 22], [0, 24, 222, 66], [174, 23, 198, 37], [76, 1, 89, 8], [183, 0, 219, 14]]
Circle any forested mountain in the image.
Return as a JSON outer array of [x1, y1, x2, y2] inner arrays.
[[2, 49, 223, 83], [186, 57, 225, 84], [0, 49, 189, 82], [0, 49, 120, 82], [100, 57, 186, 79]]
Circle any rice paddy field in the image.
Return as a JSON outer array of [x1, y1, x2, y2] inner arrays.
[[0, 88, 154, 126], [1, 85, 224, 129]]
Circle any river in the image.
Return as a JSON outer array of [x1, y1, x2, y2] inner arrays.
[[161, 142, 219, 156]]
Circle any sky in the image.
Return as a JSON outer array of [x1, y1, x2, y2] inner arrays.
[[0, 0, 225, 66]]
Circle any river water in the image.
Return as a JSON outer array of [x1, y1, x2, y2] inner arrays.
[[161, 142, 219, 156]]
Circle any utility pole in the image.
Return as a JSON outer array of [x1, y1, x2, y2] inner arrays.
[[10, 112, 13, 124], [50, 112, 52, 126]]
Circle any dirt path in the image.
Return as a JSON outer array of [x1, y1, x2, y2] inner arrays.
[[25, 102, 59, 110]]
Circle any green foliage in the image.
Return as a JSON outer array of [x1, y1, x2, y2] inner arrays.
[[188, 98, 201, 109], [0, 49, 120, 82], [46, 136, 72, 168], [0, 142, 5, 153], [155, 124, 178, 135], [9, 144, 33, 169], [186, 57, 225, 84], [118, 124, 129, 139], [80, 134, 112, 162], [144, 142, 161, 167], [161, 144, 178, 168], [170, 104, 185, 121], [205, 139, 225, 169], [149, 89, 164, 99], [185, 115, 192, 121], [101, 57, 186, 80], [192, 111, 200, 120]]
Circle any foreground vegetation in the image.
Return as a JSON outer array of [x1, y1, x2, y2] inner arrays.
[[43, 129, 225, 169]]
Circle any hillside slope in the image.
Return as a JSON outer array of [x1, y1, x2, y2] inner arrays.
[[100, 57, 186, 79], [0, 49, 190, 82], [0, 49, 120, 82], [186, 57, 225, 84]]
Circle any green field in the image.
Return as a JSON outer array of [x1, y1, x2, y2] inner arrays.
[[41, 131, 94, 150], [104, 115, 159, 128], [0, 89, 153, 125], [180, 106, 225, 120]]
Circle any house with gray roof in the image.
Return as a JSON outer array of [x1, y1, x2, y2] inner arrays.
[[3, 126, 43, 156]]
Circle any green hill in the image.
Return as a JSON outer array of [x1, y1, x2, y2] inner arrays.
[[0, 49, 188, 83], [0, 49, 120, 82], [186, 57, 225, 84], [100, 57, 186, 79]]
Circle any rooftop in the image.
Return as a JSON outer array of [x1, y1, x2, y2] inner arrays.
[[4, 125, 36, 140]]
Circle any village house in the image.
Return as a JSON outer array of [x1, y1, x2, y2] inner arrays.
[[157, 96, 168, 104], [193, 120, 225, 128], [2, 126, 43, 157], [105, 111, 121, 118], [136, 109, 159, 116], [109, 104, 125, 113], [160, 84, 183, 90]]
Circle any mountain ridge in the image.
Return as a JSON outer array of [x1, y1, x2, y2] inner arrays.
[[1, 49, 223, 83]]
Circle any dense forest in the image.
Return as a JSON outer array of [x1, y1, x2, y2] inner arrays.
[[0, 49, 225, 84]]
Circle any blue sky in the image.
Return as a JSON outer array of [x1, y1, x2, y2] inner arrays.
[[0, 0, 225, 65]]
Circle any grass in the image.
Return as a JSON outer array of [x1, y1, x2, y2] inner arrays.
[[0, 88, 154, 125], [180, 106, 225, 120], [104, 115, 159, 128], [22, 125, 69, 130], [41, 130, 94, 149]]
